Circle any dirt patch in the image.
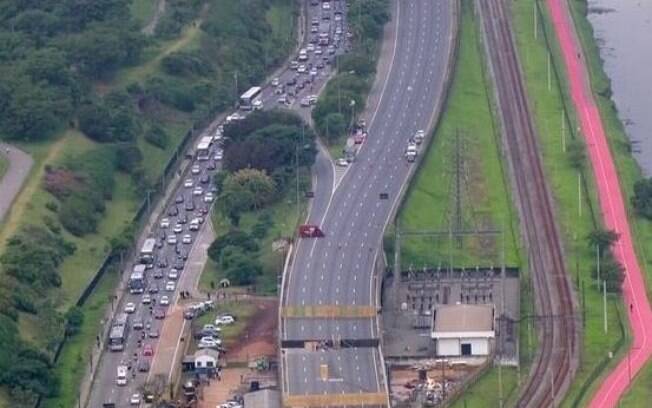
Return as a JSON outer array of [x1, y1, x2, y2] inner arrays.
[[226, 298, 278, 363]]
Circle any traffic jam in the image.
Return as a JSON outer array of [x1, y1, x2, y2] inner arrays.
[[99, 1, 351, 405]]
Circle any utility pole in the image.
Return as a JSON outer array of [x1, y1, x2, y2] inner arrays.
[[603, 280, 608, 334], [393, 219, 401, 312], [596, 245, 601, 289], [454, 132, 464, 248]]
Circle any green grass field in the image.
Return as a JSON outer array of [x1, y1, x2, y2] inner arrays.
[[561, 1, 652, 403], [398, 0, 520, 270], [192, 301, 257, 348], [450, 367, 519, 408], [510, 2, 628, 406]]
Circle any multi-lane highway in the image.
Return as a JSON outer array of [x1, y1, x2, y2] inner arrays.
[[280, 0, 455, 405], [87, 1, 349, 407]]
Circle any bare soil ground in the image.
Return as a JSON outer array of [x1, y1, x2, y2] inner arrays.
[[226, 298, 278, 363]]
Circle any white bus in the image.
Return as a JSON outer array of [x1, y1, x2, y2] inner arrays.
[[129, 265, 147, 294], [196, 135, 213, 161], [140, 238, 156, 264], [240, 86, 262, 111], [108, 313, 129, 352]]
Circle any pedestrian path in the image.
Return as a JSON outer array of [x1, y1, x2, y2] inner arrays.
[[546, 1, 652, 406]]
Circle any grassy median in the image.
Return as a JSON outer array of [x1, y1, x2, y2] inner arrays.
[[510, 1, 628, 406]]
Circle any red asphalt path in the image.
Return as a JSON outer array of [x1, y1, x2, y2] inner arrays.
[[547, 1, 652, 406]]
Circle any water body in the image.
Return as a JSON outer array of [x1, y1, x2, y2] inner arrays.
[[587, 0, 652, 175]]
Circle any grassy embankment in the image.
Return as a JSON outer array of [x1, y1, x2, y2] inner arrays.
[[560, 1, 652, 405], [0, 154, 7, 181], [396, 2, 521, 406], [510, 1, 628, 406]]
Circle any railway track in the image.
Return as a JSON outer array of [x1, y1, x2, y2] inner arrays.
[[477, 0, 578, 406]]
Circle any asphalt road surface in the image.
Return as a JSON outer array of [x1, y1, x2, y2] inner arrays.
[[87, 1, 347, 407], [281, 0, 454, 404], [0, 143, 33, 223]]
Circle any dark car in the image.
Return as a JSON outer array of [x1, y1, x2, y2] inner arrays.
[[207, 161, 217, 170], [174, 260, 185, 270], [153, 269, 164, 279], [178, 250, 188, 261], [157, 258, 168, 268], [154, 308, 166, 320], [286, 77, 297, 86], [138, 359, 151, 372], [148, 328, 160, 338], [167, 206, 179, 217], [148, 284, 159, 294], [184, 309, 195, 320], [185, 201, 195, 212], [200, 174, 210, 184], [175, 195, 184, 204], [178, 214, 188, 224]]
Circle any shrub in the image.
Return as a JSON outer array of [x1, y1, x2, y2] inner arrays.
[[144, 124, 169, 149]]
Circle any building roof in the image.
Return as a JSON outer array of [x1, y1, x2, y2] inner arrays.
[[433, 304, 494, 332], [244, 389, 280, 408], [194, 349, 219, 361]]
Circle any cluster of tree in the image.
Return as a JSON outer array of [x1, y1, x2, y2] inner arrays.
[[311, 0, 389, 143], [78, 91, 141, 143], [207, 230, 262, 285], [587, 229, 624, 293], [44, 147, 118, 236], [154, 0, 203, 39], [0, 0, 146, 142], [632, 178, 652, 220], [217, 110, 316, 223]]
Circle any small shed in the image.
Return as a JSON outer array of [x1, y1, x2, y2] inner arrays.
[[194, 349, 219, 373], [431, 304, 495, 357], [244, 389, 281, 408]]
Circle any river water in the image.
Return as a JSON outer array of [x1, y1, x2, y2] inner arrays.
[[587, 0, 652, 175]]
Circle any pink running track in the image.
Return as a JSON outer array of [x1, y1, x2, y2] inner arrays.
[[546, 0, 652, 406]]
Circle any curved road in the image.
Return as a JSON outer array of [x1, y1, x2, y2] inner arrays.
[[281, 0, 455, 405], [546, 0, 652, 406], [0, 143, 32, 223]]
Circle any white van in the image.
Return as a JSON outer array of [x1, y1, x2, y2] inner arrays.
[[116, 365, 128, 386]]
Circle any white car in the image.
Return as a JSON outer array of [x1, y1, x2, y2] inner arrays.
[[173, 224, 183, 234], [130, 393, 141, 405], [214, 150, 224, 161], [203, 192, 214, 203], [309, 68, 318, 77], [159, 218, 170, 229], [336, 158, 348, 167], [124, 302, 136, 313], [198, 338, 222, 349], [215, 315, 235, 325], [322, 2, 330, 10], [203, 323, 221, 332], [199, 336, 222, 344], [191, 164, 201, 175], [297, 65, 307, 74], [315, 48, 323, 56], [168, 269, 179, 280], [271, 77, 280, 87], [182, 234, 192, 245], [160, 295, 170, 306], [165, 281, 176, 292], [142, 294, 151, 304], [184, 178, 193, 188], [189, 220, 200, 231], [167, 235, 177, 245], [307, 44, 315, 52], [193, 186, 204, 196]]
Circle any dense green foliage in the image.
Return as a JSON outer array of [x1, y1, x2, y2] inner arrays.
[[207, 230, 262, 285], [0, 0, 146, 141], [312, 0, 390, 144], [632, 178, 652, 220], [587, 229, 624, 292]]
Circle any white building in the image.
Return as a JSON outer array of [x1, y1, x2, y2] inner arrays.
[[431, 304, 495, 357], [194, 349, 219, 373]]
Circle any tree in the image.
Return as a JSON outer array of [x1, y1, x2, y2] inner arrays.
[[218, 246, 262, 285], [208, 230, 259, 262], [632, 178, 652, 219], [78, 102, 113, 142], [64, 307, 83, 337], [587, 228, 619, 253], [566, 139, 586, 170], [144, 124, 169, 149], [223, 169, 276, 210]]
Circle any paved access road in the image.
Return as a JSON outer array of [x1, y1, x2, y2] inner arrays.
[[545, 0, 652, 406], [0, 143, 33, 223], [281, 0, 455, 404]]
